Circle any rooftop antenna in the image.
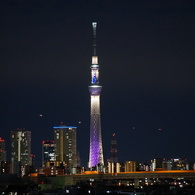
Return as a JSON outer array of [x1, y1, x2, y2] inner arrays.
[[92, 22, 97, 56]]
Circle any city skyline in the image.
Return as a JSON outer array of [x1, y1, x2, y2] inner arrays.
[[0, 0, 195, 167]]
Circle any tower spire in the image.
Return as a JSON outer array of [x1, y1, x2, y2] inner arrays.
[[92, 22, 97, 56]]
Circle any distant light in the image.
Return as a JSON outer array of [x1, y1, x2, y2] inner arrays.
[[78, 121, 81, 124], [159, 128, 163, 131], [38, 114, 43, 117], [92, 22, 97, 28], [53, 126, 77, 129]]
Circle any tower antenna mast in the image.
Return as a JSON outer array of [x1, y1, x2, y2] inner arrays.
[[92, 22, 97, 56]]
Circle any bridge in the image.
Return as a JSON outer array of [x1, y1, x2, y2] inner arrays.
[[32, 170, 195, 190], [74, 170, 195, 181]]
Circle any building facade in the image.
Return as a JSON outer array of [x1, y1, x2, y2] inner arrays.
[[124, 161, 137, 172], [88, 22, 104, 169], [0, 137, 6, 162], [54, 126, 77, 172], [10, 129, 31, 176], [42, 140, 55, 166]]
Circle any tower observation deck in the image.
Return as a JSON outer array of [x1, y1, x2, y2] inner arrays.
[[88, 22, 104, 169]]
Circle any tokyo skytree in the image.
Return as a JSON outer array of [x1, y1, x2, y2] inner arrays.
[[88, 22, 104, 168]]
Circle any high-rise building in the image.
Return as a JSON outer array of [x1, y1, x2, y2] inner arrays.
[[171, 158, 188, 170], [0, 161, 11, 174], [54, 126, 77, 171], [151, 158, 163, 171], [42, 140, 55, 166], [0, 137, 6, 162], [124, 161, 137, 172], [168, 158, 188, 170], [162, 160, 172, 170], [88, 22, 104, 169], [10, 128, 31, 176]]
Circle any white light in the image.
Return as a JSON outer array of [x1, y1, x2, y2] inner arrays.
[[92, 22, 97, 28], [92, 56, 98, 64]]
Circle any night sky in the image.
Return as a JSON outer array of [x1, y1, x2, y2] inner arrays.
[[1, 0, 195, 167]]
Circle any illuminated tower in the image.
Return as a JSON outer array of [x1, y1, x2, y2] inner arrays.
[[88, 22, 104, 168]]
